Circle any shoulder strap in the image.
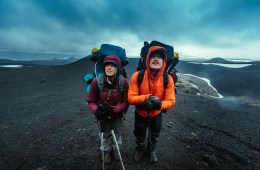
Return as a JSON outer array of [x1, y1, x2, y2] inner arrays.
[[97, 73, 104, 93], [98, 73, 124, 94], [163, 70, 169, 89], [118, 75, 124, 93], [137, 69, 146, 87], [138, 69, 168, 89]]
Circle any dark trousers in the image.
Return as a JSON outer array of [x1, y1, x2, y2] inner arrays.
[[134, 111, 162, 152]]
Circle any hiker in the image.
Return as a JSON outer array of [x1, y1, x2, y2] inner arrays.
[[128, 46, 176, 163], [87, 54, 129, 164]]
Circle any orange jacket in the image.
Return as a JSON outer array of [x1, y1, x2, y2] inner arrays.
[[128, 46, 176, 118]]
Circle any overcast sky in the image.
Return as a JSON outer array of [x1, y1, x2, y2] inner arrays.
[[0, 0, 260, 60]]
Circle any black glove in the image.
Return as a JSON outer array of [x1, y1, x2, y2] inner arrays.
[[101, 103, 115, 115], [95, 105, 106, 121], [136, 99, 153, 111], [149, 96, 162, 110]]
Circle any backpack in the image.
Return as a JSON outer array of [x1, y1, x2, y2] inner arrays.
[[137, 40, 179, 89], [83, 44, 128, 94], [137, 40, 175, 72], [168, 51, 179, 87]]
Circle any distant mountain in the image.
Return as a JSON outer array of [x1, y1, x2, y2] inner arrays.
[[176, 60, 260, 100], [204, 57, 256, 64], [205, 57, 234, 64], [0, 57, 79, 65], [0, 59, 19, 64]]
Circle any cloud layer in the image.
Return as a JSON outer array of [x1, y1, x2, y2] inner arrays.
[[1, 0, 260, 59]]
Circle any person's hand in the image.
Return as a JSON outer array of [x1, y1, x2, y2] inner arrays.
[[148, 96, 162, 110], [102, 103, 115, 115], [136, 96, 161, 111], [139, 99, 154, 111], [95, 105, 106, 120]]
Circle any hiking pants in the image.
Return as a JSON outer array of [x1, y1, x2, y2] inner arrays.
[[134, 111, 162, 152], [100, 118, 123, 152]]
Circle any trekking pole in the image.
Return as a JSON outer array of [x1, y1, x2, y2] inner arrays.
[[147, 111, 152, 152], [100, 132, 105, 170], [111, 130, 125, 170]]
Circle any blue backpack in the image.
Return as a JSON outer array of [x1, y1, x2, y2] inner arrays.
[[83, 44, 128, 94]]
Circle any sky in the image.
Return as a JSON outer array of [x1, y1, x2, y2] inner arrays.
[[0, 0, 260, 60]]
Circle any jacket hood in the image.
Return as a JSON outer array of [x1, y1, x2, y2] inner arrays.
[[103, 54, 121, 76], [146, 46, 167, 77]]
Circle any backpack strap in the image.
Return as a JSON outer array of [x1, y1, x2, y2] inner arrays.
[[163, 70, 169, 89], [118, 75, 124, 93], [137, 69, 169, 89], [97, 73, 104, 93], [97, 73, 124, 94], [137, 69, 146, 87]]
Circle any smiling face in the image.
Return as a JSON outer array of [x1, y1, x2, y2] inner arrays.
[[149, 52, 164, 70], [104, 63, 117, 77]]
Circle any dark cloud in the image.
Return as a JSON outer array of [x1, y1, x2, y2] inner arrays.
[[0, 0, 260, 59]]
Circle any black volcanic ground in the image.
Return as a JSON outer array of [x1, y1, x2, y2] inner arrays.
[[0, 57, 259, 170]]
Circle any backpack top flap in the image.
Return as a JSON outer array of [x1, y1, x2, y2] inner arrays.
[[99, 44, 129, 66]]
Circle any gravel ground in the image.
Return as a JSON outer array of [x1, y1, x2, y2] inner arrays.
[[0, 60, 259, 170]]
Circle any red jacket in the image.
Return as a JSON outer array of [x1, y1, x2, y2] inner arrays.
[[128, 46, 176, 118], [87, 55, 129, 116]]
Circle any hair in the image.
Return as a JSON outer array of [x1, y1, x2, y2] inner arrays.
[[150, 50, 165, 59]]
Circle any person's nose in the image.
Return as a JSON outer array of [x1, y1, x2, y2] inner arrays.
[[154, 55, 161, 59], [153, 56, 159, 61]]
